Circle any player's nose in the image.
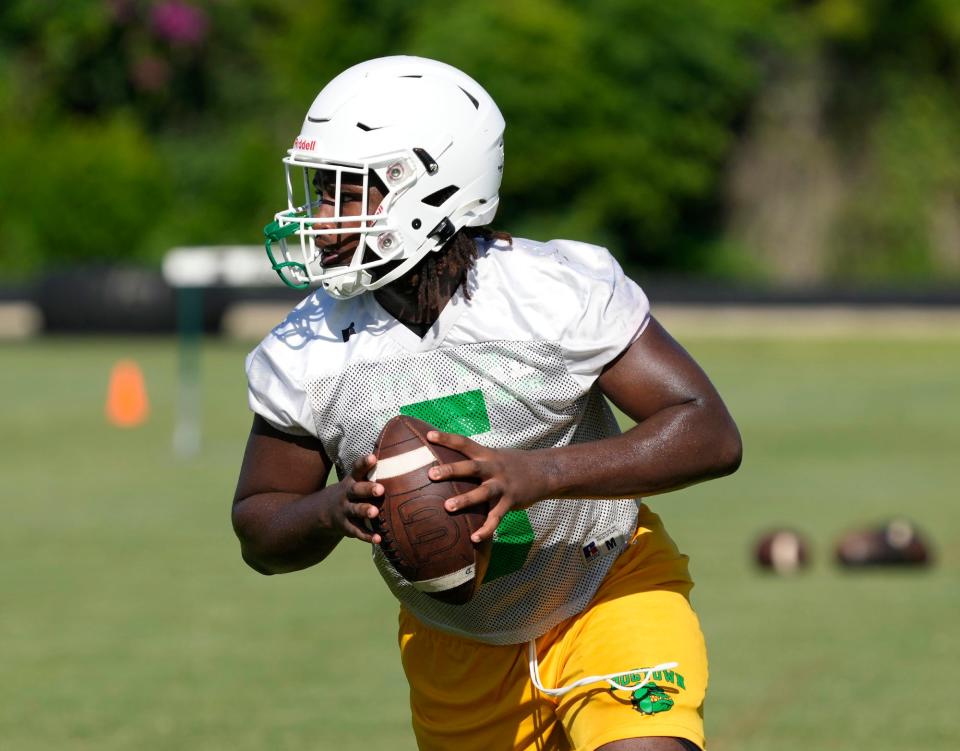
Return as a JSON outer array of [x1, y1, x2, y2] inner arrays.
[[311, 199, 338, 230]]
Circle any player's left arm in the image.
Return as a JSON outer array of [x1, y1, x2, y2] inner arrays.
[[428, 317, 742, 542]]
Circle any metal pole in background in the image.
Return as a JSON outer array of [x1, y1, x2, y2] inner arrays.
[[163, 245, 278, 459], [173, 286, 203, 458]]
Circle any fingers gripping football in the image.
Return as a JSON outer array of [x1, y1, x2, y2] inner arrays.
[[426, 430, 542, 543], [333, 453, 384, 544]]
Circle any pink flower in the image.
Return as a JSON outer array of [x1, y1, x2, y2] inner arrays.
[[151, 1, 209, 47]]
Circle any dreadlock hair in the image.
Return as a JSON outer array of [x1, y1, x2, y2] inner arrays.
[[406, 226, 512, 318]]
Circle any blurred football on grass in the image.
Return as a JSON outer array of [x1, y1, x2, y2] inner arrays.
[[753, 528, 810, 574], [835, 518, 932, 568]]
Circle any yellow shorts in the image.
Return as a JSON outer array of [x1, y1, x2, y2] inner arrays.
[[398, 505, 708, 751]]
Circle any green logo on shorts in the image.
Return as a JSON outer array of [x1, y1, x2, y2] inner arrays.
[[630, 683, 675, 715], [611, 669, 685, 715]]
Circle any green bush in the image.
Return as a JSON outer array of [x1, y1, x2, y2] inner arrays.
[[408, 0, 773, 268], [0, 117, 171, 277]]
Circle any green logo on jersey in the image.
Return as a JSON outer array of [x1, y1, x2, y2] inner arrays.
[[630, 683, 675, 715], [400, 390, 491, 436], [399, 391, 534, 582], [482, 510, 535, 582]]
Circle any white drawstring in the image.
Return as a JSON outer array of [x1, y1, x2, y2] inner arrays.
[[527, 639, 679, 697]]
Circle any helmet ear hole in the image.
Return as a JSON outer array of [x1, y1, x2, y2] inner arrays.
[[421, 185, 459, 207]]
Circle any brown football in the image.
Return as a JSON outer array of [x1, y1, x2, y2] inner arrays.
[[369, 415, 491, 605], [753, 528, 810, 574], [835, 518, 932, 568]]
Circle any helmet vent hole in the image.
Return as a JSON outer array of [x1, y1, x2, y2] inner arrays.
[[356, 122, 382, 132], [459, 87, 479, 109], [307, 117, 330, 123], [422, 186, 459, 207]]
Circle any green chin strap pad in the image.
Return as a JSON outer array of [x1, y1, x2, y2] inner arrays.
[[263, 214, 309, 290]]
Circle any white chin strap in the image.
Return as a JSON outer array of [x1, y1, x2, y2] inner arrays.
[[319, 236, 445, 300], [527, 640, 679, 698], [321, 268, 373, 299]]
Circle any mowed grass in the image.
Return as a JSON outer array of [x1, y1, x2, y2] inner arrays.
[[1, 333, 958, 750]]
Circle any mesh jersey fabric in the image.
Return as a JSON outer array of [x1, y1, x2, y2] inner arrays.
[[245, 235, 652, 644]]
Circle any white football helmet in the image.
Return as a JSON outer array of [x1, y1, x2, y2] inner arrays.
[[264, 56, 505, 298]]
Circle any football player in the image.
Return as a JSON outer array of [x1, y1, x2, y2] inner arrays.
[[232, 56, 742, 751]]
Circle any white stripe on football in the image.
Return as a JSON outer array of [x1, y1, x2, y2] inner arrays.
[[411, 563, 477, 592], [369, 445, 435, 481]]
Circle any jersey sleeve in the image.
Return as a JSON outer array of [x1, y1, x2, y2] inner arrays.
[[244, 340, 315, 437], [552, 240, 651, 390]]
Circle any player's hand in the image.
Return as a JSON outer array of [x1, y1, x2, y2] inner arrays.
[[325, 453, 384, 544], [426, 431, 548, 543]]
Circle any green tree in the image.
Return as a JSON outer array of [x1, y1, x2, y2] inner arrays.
[[409, 0, 777, 271]]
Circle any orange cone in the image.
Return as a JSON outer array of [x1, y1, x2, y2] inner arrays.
[[106, 360, 149, 427]]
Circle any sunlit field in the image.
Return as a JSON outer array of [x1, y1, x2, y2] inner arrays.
[[2, 334, 957, 750]]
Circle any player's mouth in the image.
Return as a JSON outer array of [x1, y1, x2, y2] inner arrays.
[[317, 239, 357, 267]]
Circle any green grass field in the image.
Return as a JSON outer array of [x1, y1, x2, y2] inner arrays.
[[1, 334, 958, 750]]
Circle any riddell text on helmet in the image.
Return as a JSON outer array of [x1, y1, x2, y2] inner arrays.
[[293, 137, 317, 151]]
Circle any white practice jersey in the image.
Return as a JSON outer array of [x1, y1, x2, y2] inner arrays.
[[246, 236, 651, 644]]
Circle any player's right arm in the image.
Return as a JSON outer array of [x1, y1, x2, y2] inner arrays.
[[231, 415, 384, 575]]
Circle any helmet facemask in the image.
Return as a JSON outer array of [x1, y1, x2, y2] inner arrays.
[[265, 154, 420, 299]]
